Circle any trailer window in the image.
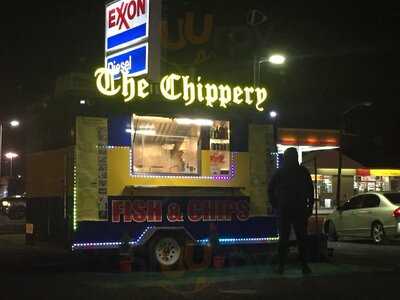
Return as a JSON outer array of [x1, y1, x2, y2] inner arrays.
[[131, 116, 201, 175], [209, 120, 231, 175]]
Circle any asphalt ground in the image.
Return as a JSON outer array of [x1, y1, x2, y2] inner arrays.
[[1, 234, 400, 299], [0, 214, 24, 234], [1, 259, 398, 300]]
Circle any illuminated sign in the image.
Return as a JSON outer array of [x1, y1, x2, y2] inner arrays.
[[371, 169, 400, 176], [111, 198, 250, 223], [160, 74, 267, 111], [105, 0, 149, 52], [105, 43, 148, 79], [95, 68, 268, 111]]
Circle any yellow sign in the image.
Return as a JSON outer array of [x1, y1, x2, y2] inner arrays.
[[370, 169, 400, 177], [95, 68, 268, 111]]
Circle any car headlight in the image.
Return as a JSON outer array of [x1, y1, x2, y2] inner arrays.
[[2, 201, 11, 207]]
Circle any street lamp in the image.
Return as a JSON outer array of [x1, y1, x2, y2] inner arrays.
[[268, 54, 286, 65], [269, 110, 278, 119], [269, 110, 279, 168], [10, 120, 20, 127], [336, 102, 372, 208], [253, 53, 286, 86], [0, 119, 20, 177], [5, 152, 18, 177]]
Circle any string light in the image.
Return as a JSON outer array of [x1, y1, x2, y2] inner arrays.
[[73, 149, 239, 236], [72, 227, 279, 250], [218, 236, 279, 244], [73, 164, 78, 231], [275, 152, 280, 168], [99, 146, 238, 180], [72, 226, 154, 250], [197, 236, 279, 246], [126, 147, 238, 181]]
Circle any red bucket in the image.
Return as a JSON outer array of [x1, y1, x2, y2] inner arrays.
[[213, 256, 225, 269], [119, 257, 132, 273]]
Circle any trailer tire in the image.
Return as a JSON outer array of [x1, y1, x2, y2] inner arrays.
[[148, 233, 186, 271]]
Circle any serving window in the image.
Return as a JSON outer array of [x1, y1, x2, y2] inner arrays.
[[131, 115, 231, 176], [132, 116, 201, 175]]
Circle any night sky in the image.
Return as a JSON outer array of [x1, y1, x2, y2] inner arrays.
[[2, 1, 400, 166]]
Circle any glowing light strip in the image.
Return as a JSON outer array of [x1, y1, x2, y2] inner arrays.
[[218, 237, 279, 243], [128, 226, 153, 245], [72, 241, 122, 250], [272, 152, 280, 169], [73, 164, 77, 231], [72, 226, 154, 250], [196, 236, 280, 245], [72, 231, 279, 250], [102, 145, 239, 181]]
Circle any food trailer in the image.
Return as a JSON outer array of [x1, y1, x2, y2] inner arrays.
[[25, 94, 279, 269], [24, 0, 279, 270]]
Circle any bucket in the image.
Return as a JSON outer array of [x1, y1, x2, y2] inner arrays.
[[213, 255, 225, 269], [119, 257, 132, 273]]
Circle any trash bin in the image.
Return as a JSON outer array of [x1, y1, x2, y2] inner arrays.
[[119, 256, 132, 273], [213, 255, 225, 269]]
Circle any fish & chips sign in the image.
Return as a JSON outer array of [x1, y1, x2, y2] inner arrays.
[[95, 68, 268, 112]]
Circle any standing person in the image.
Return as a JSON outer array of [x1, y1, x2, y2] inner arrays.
[[268, 147, 314, 275]]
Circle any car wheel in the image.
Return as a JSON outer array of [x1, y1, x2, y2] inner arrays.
[[371, 222, 385, 244], [149, 234, 185, 271], [327, 221, 338, 242]]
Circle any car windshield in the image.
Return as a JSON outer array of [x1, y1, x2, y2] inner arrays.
[[384, 193, 400, 204]]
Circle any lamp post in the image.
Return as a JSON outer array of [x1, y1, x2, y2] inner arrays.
[[252, 53, 285, 168], [269, 110, 280, 170], [269, 110, 278, 153], [252, 52, 284, 169], [0, 120, 20, 177], [336, 102, 372, 208], [253, 53, 286, 86], [5, 152, 18, 177]]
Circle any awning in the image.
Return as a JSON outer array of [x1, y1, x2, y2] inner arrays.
[[302, 149, 364, 169], [278, 128, 339, 147]]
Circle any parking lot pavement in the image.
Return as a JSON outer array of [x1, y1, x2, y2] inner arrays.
[[0, 213, 25, 234], [0, 233, 399, 274], [0, 260, 399, 300], [82, 262, 394, 288], [329, 239, 400, 269], [0, 233, 400, 299], [0, 234, 71, 271]]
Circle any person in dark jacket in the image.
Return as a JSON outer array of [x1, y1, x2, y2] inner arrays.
[[268, 147, 314, 274]]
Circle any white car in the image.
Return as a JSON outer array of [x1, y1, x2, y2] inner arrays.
[[324, 192, 400, 244]]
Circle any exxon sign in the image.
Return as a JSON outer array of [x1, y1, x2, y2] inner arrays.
[[105, 0, 149, 52]]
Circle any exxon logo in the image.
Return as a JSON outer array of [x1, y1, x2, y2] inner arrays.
[[108, 0, 146, 30]]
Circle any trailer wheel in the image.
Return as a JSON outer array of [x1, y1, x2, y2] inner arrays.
[[149, 234, 185, 271]]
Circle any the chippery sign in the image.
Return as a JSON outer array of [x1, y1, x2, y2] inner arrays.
[[111, 198, 250, 223], [106, 0, 149, 52], [95, 68, 268, 111]]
